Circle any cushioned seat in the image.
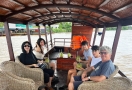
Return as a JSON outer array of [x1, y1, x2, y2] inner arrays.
[[78, 77, 132, 90], [0, 61, 44, 90]]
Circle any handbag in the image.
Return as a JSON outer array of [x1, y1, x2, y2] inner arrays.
[[38, 63, 49, 70]]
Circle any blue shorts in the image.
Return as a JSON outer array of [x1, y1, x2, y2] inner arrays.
[[73, 76, 83, 90]]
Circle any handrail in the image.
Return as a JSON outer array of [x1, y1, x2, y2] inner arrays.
[[54, 38, 71, 46]]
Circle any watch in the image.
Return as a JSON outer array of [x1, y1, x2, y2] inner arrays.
[[88, 76, 90, 80]]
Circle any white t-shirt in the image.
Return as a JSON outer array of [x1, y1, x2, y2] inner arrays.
[[33, 50, 44, 59], [83, 48, 93, 60], [33, 46, 47, 59], [90, 57, 102, 66]]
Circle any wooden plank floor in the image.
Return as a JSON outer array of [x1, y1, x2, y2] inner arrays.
[[51, 60, 68, 90]]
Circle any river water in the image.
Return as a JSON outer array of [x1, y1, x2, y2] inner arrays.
[[0, 30, 132, 79]]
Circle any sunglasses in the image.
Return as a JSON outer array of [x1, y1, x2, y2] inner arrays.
[[24, 45, 30, 47], [100, 52, 108, 55]]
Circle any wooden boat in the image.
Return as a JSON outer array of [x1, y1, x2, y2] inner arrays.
[[0, 0, 132, 90]]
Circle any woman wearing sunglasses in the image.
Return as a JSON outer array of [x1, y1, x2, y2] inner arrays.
[[19, 41, 54, 90]]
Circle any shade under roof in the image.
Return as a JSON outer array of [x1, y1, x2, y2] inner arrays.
[[0, 0, 132, 27]]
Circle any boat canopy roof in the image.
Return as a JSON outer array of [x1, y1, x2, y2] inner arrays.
[[0, 0, 132, 27]]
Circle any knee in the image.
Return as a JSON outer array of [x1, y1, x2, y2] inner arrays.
[[70, 76, 75, 83], [50, 62, 55, 67], [68, 69, 73, 74], [71, 73, 76, 77], [68, 82, 74, 90], [73, 62, 77, 66]]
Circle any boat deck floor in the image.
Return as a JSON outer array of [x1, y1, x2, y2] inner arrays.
[[51, 60, 68, 90], [48, 50, 73, 90], [49, 52, 60, 60]]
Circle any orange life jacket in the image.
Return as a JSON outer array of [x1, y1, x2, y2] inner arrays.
[[71, 35, 88, 50]]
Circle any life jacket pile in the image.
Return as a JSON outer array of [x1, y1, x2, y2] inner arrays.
[[71, 35, 88, 50]]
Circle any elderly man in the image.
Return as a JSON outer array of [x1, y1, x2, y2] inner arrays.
[[68, 46, 115, 90]]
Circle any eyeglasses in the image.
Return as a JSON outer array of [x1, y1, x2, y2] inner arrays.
[[100, 52, 108, 55], [24, 45, 30, 47]]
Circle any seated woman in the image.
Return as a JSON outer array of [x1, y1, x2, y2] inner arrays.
[[33, 38, 55, 70], [19, 41, 54, 90]]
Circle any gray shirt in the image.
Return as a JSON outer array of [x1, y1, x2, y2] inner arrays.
[[83, 48, 93, 60], [90, 60, 115, 78]]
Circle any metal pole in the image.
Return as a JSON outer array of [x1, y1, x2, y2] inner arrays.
[[26, 23, 31, 43], [4, 21, 15, 61], [100, 26, 106, 46], [49, 25, 53, 47], [111, 23, 122, 62], [92, 27, 98, 46], [43, 24, 49, 51]]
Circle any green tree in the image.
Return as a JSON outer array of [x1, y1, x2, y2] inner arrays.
[[52, 22, 72, 33]]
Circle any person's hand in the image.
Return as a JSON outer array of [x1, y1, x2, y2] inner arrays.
[[77, 59, 82, 63], [86, 63, 90, 68], [36, 43, 39, 47], [82, 77, 88, 81], [32, 64, 39, 67]]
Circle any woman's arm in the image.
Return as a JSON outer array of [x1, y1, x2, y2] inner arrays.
[[26, 64, 39, 68], [34, 43, 41, 52]]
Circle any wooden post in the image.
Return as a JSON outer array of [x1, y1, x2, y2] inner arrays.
[[4, 21, 15, 61], [36, 24, 41, 38], [26, 23, 31, 43], [100, 26, 106, 46], [49, 25, 53, 47], [92, 27, 98, 46], [111, 23, 122, 62], [43, 24, 49, 51]]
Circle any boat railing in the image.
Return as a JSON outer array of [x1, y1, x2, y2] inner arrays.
[[53, 38, 71, 46]]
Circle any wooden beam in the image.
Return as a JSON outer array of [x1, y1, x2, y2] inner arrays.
[[49, 25, 53, 47], [4, 21, 15, 61], [13, 0, 27, 7], [39, 17, 96, 27], [92, 27, 98, 46], [36, 24, 41, 38], [99, 0, 110, 8], [113, 3, 132, 13], [0, 6, 13, 12], [67, 0, 70, 4], [100, 26, 106, 46], [34, 10, 43, 16], [5, 4, 120, 21], [111, 23, 122, 62], [26, 23, 31, 43], [45, 8, 52, 14], [52, 0, 56, 4], [22, 13, 33, 17], [43, 25, 49, 51], [27, 13, 104, 24], [43, 20, 93, 27]]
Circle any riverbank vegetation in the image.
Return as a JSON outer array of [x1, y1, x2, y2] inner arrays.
[[106, 25, 132, 30], [1, 22, 132, 33], [50, 22, 72, 33]]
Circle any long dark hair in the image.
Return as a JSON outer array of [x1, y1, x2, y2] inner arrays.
[[21, 41, 33, 53], [36, 38, 46, 54]]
